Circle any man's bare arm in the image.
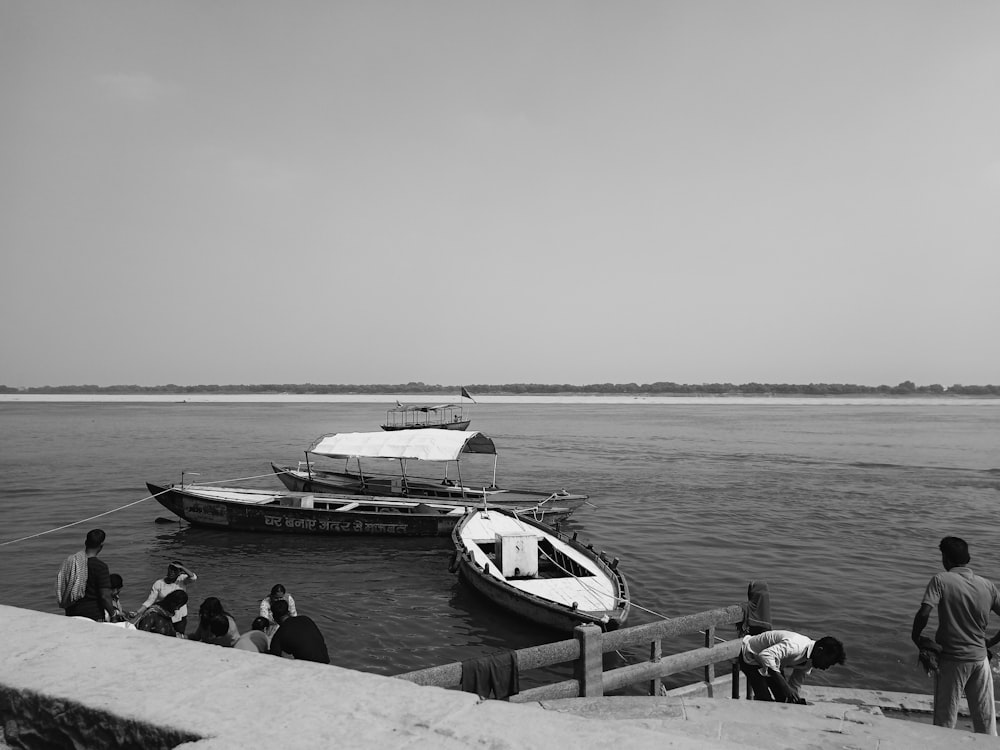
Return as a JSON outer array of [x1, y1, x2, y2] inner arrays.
[[912, 603, 932, 646]]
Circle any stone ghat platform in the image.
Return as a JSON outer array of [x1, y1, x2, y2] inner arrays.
[[1, 605, 995, 749]]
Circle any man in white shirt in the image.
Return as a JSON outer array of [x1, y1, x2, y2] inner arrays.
[[739, 629, 846, 703]]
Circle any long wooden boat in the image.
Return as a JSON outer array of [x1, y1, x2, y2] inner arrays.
[[272, 429, 589, 516], [147, 483, 575, 537], [451, 508, 630, 632], [382, 403, 469, 431]]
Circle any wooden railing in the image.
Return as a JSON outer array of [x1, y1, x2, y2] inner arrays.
[[396, 603, 746, 703]]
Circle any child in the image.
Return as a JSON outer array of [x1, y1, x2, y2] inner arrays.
[[107, 573, 135, 622]]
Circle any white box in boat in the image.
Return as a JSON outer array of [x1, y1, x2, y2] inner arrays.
[[496, 533, 538, 578]]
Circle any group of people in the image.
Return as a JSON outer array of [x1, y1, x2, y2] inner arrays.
[[55, 529, 1000, 736], [736, 535, 1000, 737], [54, 530, 329, 664]]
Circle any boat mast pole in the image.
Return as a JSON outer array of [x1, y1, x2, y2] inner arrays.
[[304, 451, 312, 480], [399, 458, 408, 495], [456, 459, 465, 499]]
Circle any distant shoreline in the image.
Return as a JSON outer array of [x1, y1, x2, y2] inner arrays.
[[3, 393, 998, 406], [2, 383, 997, 397], [1, 391, 997, 399]]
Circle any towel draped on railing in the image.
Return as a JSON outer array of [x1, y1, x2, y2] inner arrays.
[[460, 651, 519, 700]]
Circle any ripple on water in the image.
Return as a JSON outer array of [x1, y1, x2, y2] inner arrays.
[[2, 400, 998, 693]]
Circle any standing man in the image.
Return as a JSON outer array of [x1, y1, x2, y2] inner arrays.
[[912, 536, 1000, 735], [268, 599, 330, 664], [134, 561, 198, 635], [739, 629, 846, 703], [56, 529, 114, 622]]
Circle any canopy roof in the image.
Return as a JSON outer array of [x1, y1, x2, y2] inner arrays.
[[387, 403, 459, 413], [308, 429, 496, 461]]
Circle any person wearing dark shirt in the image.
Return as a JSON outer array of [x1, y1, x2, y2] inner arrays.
[[268, 599, 329, 664], [63, 529, 114, 622]]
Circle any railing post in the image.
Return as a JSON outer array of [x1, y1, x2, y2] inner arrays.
[[648, 637, 662, 696], [574, 624, 604, 697], [703, 626, 715, 697]]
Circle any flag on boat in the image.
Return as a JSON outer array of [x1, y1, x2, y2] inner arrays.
[[461, 387, 476, 403]]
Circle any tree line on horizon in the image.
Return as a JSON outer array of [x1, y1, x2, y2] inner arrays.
[[1, 380, 998, 396]]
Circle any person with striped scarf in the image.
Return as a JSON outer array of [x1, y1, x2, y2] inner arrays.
[[55, 529, 113, 621]]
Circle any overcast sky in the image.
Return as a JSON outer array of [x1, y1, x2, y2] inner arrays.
[[3, 2, 998, 388]]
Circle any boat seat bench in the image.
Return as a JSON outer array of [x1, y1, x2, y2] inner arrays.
[[195, 490, 279, 506], [507, 577, 617, 609], [334, 502, 360, 512]]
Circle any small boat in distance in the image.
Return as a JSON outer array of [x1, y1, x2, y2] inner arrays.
[[146, 482, 576, 537], [271, 428, 589, 517], [381, 387, 477, 431], [451, 507, 630, 632], [382, 403, 469, 431]]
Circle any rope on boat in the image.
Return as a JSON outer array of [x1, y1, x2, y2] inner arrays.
[[626, 599, 672, 621], [0, 470, 278, 548], [536, 545, 622, 611], [626, 598, 729, 645], [0, 489, 171, 547], [533, 544, 733, 687], [536, 547, 728, 646]]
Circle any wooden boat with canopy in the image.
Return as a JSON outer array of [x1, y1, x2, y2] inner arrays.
[[271, 429, 588, 517], [382, 403, 470, 431]]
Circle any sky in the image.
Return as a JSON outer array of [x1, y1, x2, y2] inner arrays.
[[2, 2, 998, 388]]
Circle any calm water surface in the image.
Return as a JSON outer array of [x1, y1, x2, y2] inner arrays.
[[1, 398, 998, 694]]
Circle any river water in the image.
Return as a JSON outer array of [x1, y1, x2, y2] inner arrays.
[[1, 396, 998, 694]]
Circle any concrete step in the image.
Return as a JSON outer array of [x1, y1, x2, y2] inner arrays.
[[538, 693, 998, 749]]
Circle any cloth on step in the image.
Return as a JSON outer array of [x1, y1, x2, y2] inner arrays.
[[739, 580, 772, 636], [460, 651, 519, 700], [55, 551, 89, 609]]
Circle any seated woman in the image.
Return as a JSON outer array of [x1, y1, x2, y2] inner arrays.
[[188, 596, 241, 646], [234, 617, 272, 653], [135, 590, 188, 637], [259, 584, 297, 626]]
